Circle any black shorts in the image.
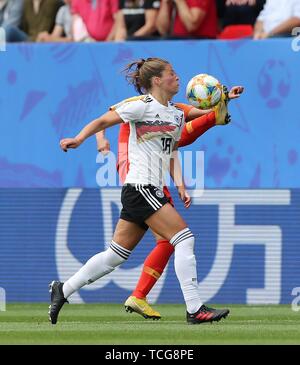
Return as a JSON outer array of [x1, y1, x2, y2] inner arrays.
[[120, 184, 170, 230]]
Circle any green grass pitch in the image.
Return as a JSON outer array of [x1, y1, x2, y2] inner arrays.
[[0, 304, 299, 345]]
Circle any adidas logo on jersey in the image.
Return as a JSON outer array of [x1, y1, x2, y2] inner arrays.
[[155, 114, 160, 119], [142, 96, 153, 104]]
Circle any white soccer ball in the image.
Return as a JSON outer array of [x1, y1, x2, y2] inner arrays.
[[186, 74, 222, 109]]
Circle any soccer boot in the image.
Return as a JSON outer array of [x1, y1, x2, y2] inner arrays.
[[187, 304, 230, 325], [48, 280, 68, 324], [124, 296, 161, 320], [212, 85, 231, 125]]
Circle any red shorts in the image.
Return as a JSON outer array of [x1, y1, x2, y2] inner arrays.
[[163, 186, 174, 207]]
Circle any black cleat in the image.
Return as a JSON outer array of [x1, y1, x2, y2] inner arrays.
[[48, 281, 68, 324], [187, 304, 229, 325]]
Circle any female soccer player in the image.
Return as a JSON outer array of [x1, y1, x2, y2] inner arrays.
[[97, 86, 244, 320], [49, 57, 231, 325]]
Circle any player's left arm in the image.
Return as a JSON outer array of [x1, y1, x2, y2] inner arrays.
[[169, 142, 191, 208], [184, 85, 244, 122], [177, 85, 244, 148]]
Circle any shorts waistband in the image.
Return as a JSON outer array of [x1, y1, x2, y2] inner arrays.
[[123, 183, 162, 189]]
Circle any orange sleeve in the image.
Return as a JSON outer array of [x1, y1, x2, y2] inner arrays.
[[175, 103, 194, 120]]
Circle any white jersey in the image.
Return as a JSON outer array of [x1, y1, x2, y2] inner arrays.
[[112, 94, 184, 188]]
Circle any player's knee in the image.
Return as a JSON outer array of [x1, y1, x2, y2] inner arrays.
[[170, 227, 194, 249]]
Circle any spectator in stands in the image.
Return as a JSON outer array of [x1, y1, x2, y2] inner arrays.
[[217, 0, 265, 28], [156, 0, 217, 39], [254, 0, 300, 39], [0, 0, 23, 28], [37, 0, 72, 42], [71, 0, 119, 42], [113, 0, 160, 41], [5, 0, 62, 42]]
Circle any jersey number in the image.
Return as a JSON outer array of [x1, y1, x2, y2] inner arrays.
[[161, 137, 172, 154]]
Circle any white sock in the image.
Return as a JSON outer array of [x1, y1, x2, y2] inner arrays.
[[62, 241, 131, 298], [170, 228, 203, 314]]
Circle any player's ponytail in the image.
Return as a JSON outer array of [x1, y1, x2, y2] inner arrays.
[[123, 58, 169, 94]]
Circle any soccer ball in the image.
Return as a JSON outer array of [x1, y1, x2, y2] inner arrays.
[[186, 74, 222, 109]]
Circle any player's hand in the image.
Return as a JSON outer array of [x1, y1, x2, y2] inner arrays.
[[178, 186, 191, 208], [60, 137, 82, 152], [228, 86, 244, 99], [97, 138, 110, 155]]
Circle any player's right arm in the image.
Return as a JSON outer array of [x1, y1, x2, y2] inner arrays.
[[61, 97, 146, 152], [60, 110, 123, 152], [95, 96, 147, 153]]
